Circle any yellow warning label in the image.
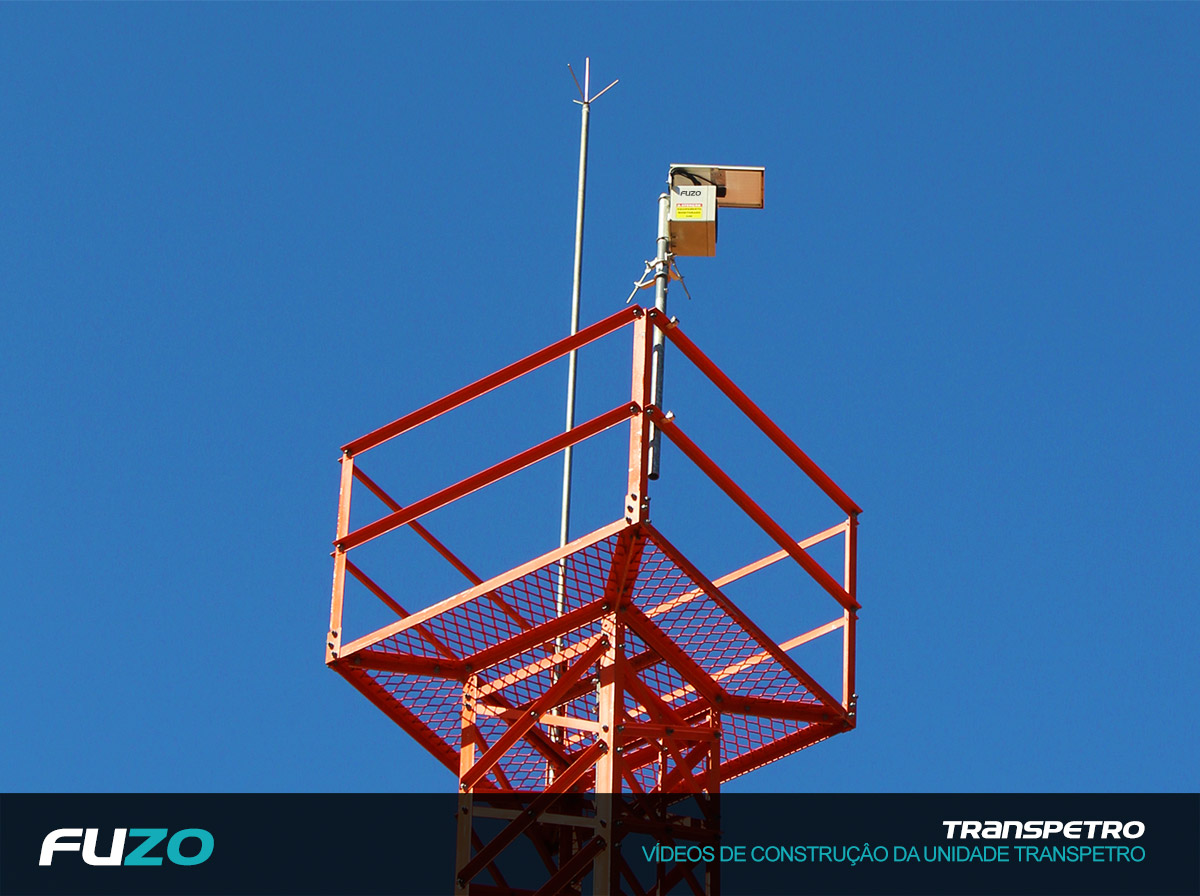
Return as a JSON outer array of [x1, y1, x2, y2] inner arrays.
[[674, 204, 704, 220]]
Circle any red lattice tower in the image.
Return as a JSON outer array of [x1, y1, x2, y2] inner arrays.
[[326, 306, 860, 894]]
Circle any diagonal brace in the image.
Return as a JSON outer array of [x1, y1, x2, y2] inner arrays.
[[461, 636, 608, 791], [456, 740, 608, 886]]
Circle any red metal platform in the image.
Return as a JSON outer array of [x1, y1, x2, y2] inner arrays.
[[326, 305, 860, 892]]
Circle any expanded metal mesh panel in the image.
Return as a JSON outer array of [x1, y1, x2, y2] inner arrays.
[[352, 524, 830, 791], [366, 669, 464, 759], [630, 539, 820, 705], [724, 715, 806, 765]]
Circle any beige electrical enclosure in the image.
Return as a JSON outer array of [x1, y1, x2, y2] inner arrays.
[[667, 164, 764, 257], [669, 183, 717, 257]]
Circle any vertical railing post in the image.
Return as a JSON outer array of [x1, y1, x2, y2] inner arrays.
[[843, 513, 858, 716], [327, 452, 354, 663], [627, 310, 653, 524]]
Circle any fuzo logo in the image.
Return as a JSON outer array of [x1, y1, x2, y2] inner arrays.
[[39, 828, 214, 866]]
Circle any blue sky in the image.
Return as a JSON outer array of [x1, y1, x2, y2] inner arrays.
[[2, 4, 1197, 794]]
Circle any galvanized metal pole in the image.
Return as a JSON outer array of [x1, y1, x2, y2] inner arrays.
[[648, 191, 670, 479], [553, 57, 616, 772], [558, 66, 591, 573], [556, 59, 617, 589]]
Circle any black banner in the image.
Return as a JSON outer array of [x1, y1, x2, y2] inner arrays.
[[1, 793, 1196, 895]]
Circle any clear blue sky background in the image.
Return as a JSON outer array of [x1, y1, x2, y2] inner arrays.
[[2, 4, 1197, 794]]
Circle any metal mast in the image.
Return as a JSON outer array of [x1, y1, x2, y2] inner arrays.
[[648, 191, 670, 479], [558, 58, 617, 610]]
